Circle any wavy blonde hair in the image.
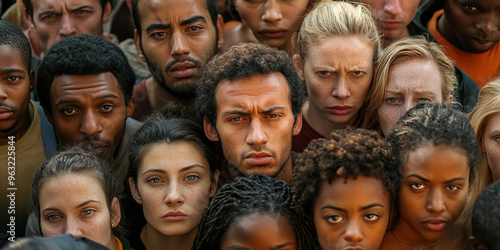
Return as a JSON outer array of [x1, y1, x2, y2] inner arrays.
[[361, 36, 457, 129]]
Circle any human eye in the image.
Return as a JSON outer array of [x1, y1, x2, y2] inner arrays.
[[6, 75, 22, 82], [99, 104, 114, 112], [75, 9, 91, 15], [364, 213, 380, 222], [187, 26, 203, 32], [385, 97, 400, 105], [185, 174, 200, 182], [40, 13, 59, 21], [462, 4, 478, 13], [228, 116, 244, 123], [351, 71, 366, 78], [82, 209, 96, 216], [325, 214, 344, 224], [46, 214, 62, 222], [410, 182, 425, 190], [417, 98, 431, 103], [147, 176, 163, 184], [151, 31, 169, 39], [447, 185, 462, 191], [316, 71, 332, 77], [62, 108, 78, 116], [267, 113, 281, 119]]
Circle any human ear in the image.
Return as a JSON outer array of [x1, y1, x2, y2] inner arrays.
[[204, 118, 220, 142], [129, 178, 143, 205], [210, 170, 219, 197], [126, 96, 135, 118], [102, 2, 112, 23], [447, 94, 453, 107], [134, 29, 146, 62], [293, 54, 305, 81], [292, 111, 303, 136], [110, 197, 121, 228], [216, 15, 224, 50]]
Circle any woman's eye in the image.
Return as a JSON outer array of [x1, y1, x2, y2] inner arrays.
[[365, 213, 380, 221], [447, 185, 461, 191], [326, 214, 344, 224], [185, 175, 199, 182], [47, 214, 60, 221], [82, 209, 95, 216], [148, 177, 162, 184], [386, 97, 399, 104], [410, 183, 425, 190]]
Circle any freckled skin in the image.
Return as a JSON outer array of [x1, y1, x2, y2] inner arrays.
[[27, 0, 110, 54], [483, 113, 500, 182], [221, 214, 297, 250], [39, 173, 120, 250], [314, 176, 390, 250], [296, 36, 374, 136], [377, 59, 445, 136]]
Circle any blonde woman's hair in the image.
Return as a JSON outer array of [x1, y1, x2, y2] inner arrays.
[[295, 0, 381, 62], [361, 36, 458, 129], [464, 77, 500, 236]]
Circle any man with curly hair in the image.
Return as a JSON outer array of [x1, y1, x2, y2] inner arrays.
[[197, 43, 305, 184]]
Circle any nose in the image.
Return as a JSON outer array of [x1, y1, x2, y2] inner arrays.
[[64, 219, 84, 237], [331, 77, 351, 98], [171, 32, 189, 59], [343, 220, 363, 243], [0, 84, 7, 100], [383, 0, 403, 16], [426, 189, 446, 214], [475, 13, 499, 34], [261, 0, 282, 23], [59, 15, 77, 37], [80, 111, 103, 138], [246, 119, 268, 147], [165, 182, 185, 206]]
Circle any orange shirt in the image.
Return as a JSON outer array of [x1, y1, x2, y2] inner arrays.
[[427, 9, 500, 88]]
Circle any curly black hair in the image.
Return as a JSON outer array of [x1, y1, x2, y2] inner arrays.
[[293, 127, 399, 228], [196, 42, 306, 126], [471, 180, 500, 249], [192, 174, 317, 250], [0, 20, 31, 72], [386, 103, 480, 183], [36, 34, 135, 115]]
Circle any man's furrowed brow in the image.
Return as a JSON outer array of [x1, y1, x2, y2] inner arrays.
[[146, 23, 170, 33], [180, 15, 206, 26], [222, 110, 248, 117]]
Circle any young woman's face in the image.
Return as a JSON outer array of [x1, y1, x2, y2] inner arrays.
[[130, 141, 216, 236], [39, 173, 120, 250], [297, 36, 374, 131], [313, 176, 390, 250], [234, 0, 309, 51], [377, 58, 445, 136], [221, 213, 297, 250], [483, 112, 500, 182], [398, 144, 469, 242]]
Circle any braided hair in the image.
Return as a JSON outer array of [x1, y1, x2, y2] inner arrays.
[[192, 174, 316, 249]]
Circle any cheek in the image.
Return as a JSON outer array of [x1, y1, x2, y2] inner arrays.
[[485, 142, 500, 178]]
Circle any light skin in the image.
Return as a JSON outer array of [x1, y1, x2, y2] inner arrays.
[[129, 141, 218, 250], [0, 45, 34, 145], [439, 0, 500, 54], [24, 0, 111, 55], [47, 72, 134, 159], [134, 0, 224, 108], [39, 173, 121, 250], [221, 213, 297, 250], [482, 112, 500, 182], [381, 144, 469, 248], [294, 36, 374, 136], [357, 0, 420, 48], [204, 73, 302, 184], [377, 58, 449, 136], [234, 0, 308, 54], [314, 176, 390, 250]]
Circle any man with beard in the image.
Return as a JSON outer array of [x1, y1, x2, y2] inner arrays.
[[197, 43, 305, 184], [36, 34, 141, 194], [130, 0, 224, 120]]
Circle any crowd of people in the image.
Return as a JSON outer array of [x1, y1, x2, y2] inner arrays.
[[0, 0, 499, 249]]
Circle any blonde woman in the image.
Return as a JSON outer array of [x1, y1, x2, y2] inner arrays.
[[361, 36, 457, 136], [292, 0, 381, 152]]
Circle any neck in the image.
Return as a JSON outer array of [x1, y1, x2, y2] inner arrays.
[[303, 101, 352, 136], [390, 218, 441, 249], [146, 77, 196, 111], [0, 101, 33, 145], [382, 27, 411, 48], [141, 223, 197, 250]]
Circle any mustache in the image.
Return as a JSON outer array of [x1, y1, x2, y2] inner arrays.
[[165, 56, 202, 72], [0, 103, 15, 112]]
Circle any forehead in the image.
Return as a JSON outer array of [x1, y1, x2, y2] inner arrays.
[[138, 0, 211, 26], [40, 172, 106, 206], [138, 141, 209, 173], [0, 45, 27, 72], [306, 36, 374, 65], [49, 72, 124, 102], [32, 0, 103, 11], [215, 73, 292, 111], [387, 58, 443, 94], [317, 176, 388, 205], [404, 144, 469, 177]]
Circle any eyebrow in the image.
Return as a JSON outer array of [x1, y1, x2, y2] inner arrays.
[[68, 5, 94, 12], [360, 203, 385, 210], [0, 68, 26, 75], [444, 177, 466, 184], [272, 243, 294, 250], [38, 10, 58, 19], [320, 205, 346, 213], [405, 174, 430, 182], [221, 106, 287, 117], [180, 15, 206, 26], [141, 164, 205, 176], [179, 164, 205, 173], [406, 174, 465, 184], [54, 94, 120, 106], [227, 246, 251, 250], [146, 23, 170, 33], [42, 200, 100, 213]]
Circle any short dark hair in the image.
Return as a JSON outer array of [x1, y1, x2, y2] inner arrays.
[[197, 43, 305, 126], [386, 103, 480, 183], [471, 180, 500, 249], [23, 0, 110, 20], [36, 34, 134, 114], [192, 174, 317, 250], [132, 0, 219, 38], [0, 20, 32, 72], [293, 128, 399, 229], [30, 143, 119, 234], [128, 116, 220, 183]]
